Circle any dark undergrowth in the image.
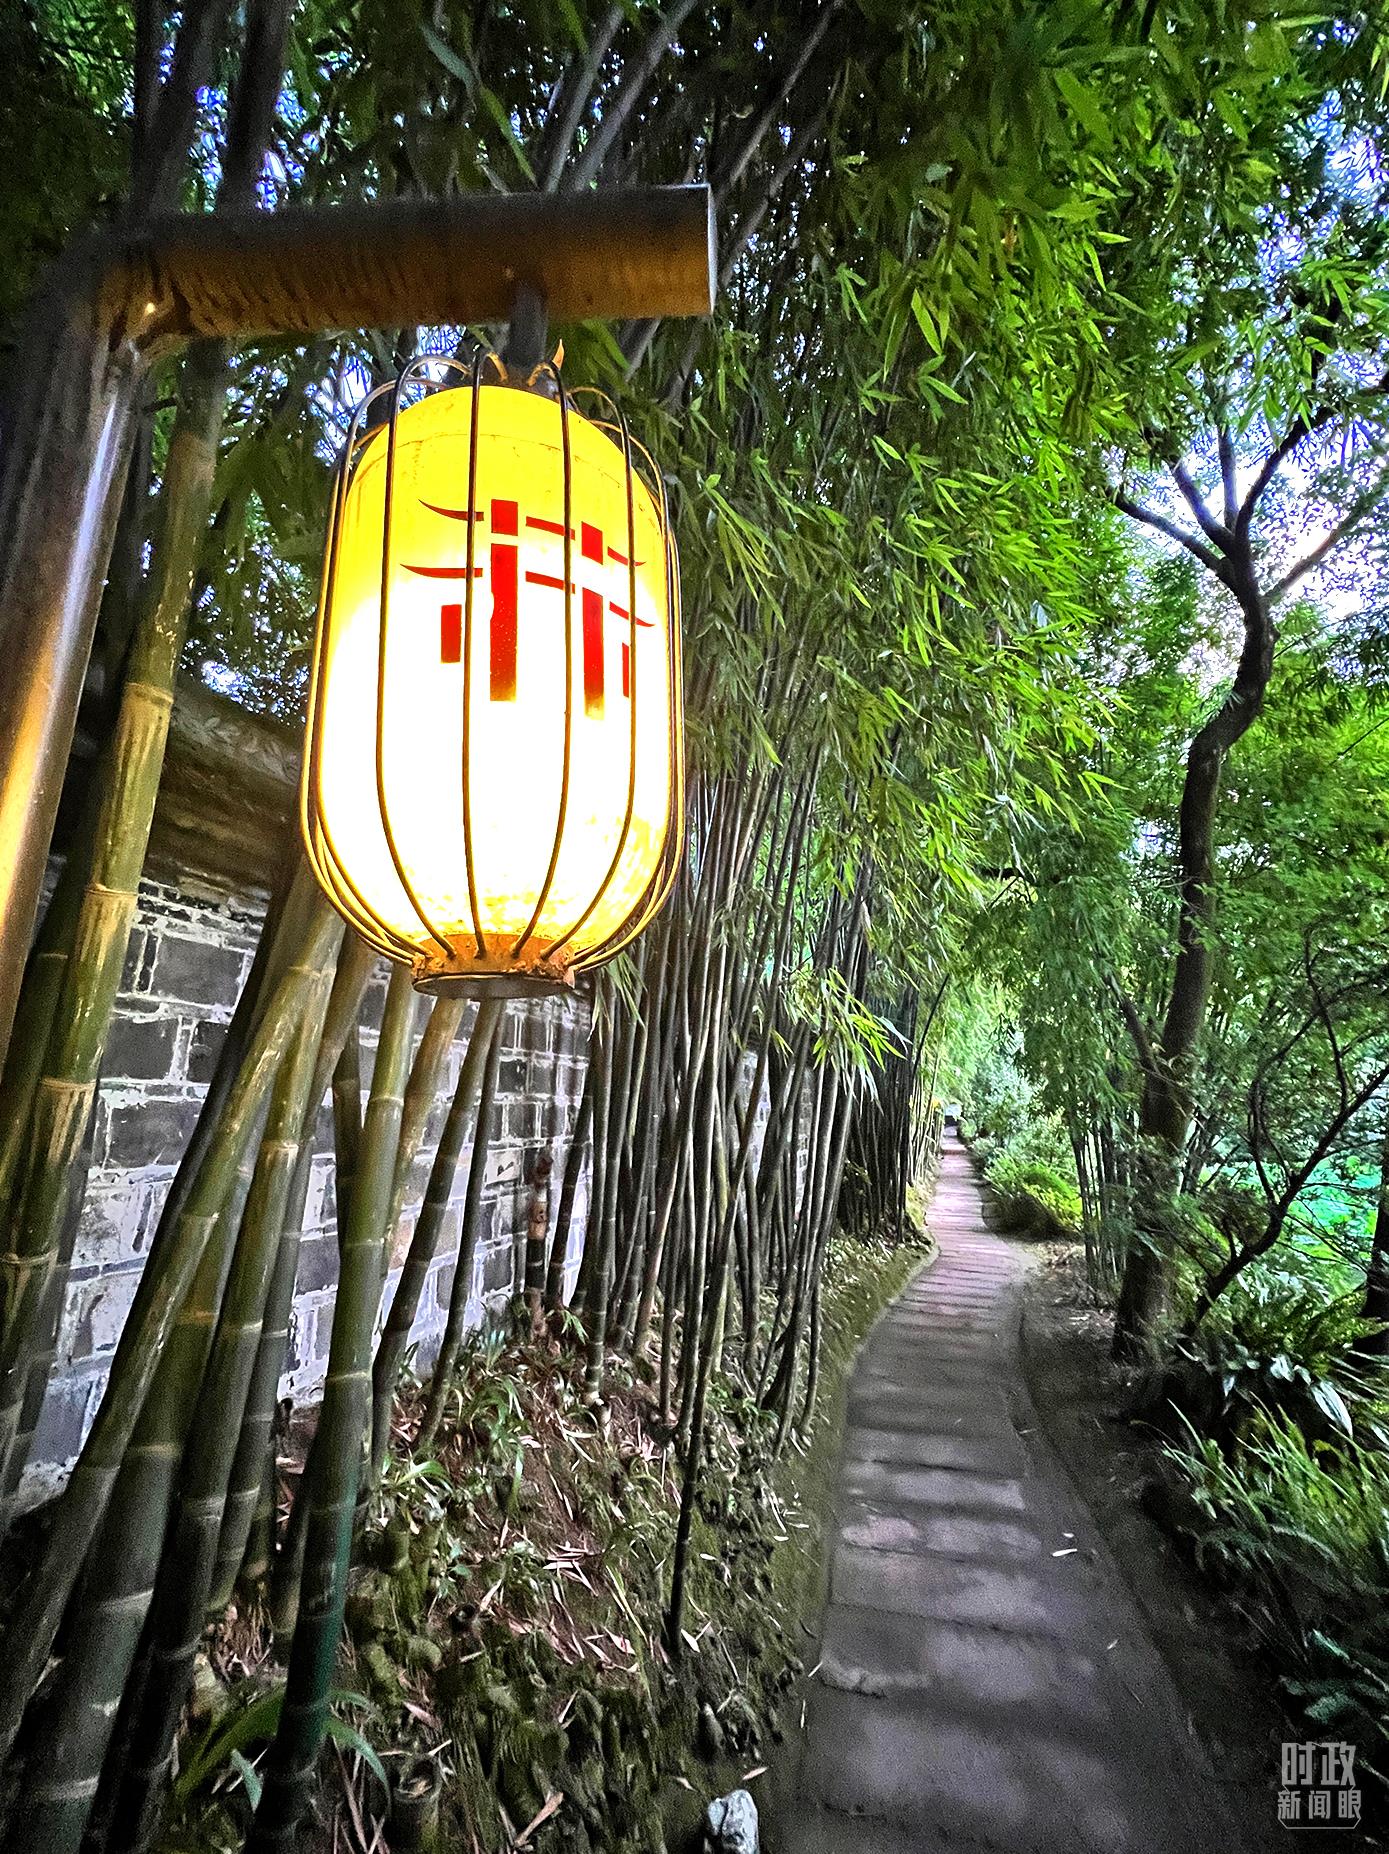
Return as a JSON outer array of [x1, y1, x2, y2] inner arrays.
[[151, 1230, 929, 1854], [1024, 1224, 1389, 1843]]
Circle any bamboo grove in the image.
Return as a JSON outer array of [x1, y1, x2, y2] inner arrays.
[[0, 0, 1339, 1848]]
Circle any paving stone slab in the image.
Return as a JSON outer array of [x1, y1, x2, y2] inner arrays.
[[832, 1541, 1105, 1639], [818, 1604, 1114, 1716], [840, 1461, 1031, 1513], [847, 1391, 1014, 1434], [801, 1684, 1217, 1854], [768, 1132, 1273, 1854], [842, 1426, 1025, 1473], [839, 1503, 1048, 1562], [854, 1348, 1002, 1374]]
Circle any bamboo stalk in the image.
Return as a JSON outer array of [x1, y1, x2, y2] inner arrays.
[[387, 995, 466, 1235], [3, 894, 339, 1854], [677, 965, 726, 1443], [207, 933, 376, 1611], [0, 342, 231, 1503], [613, 943, 669, 1348], [0, 1083, 96, 1515], [248, 966, 418, 1852], [415, 1006, 506, 1452], [268, 1438, 313, 1644], [523, 1144, 554, 1323], [571, 995, 611, 1326], [580, 1012, 615, 1403], [0, 902, 340, 1773], [330, 1029, 362, 1238], [797, 1082, 854, 1436], [241, 1429, 279, 1592], [0, 0, 258, 1213], [0, 797, 96, 1216], [270, 965, 424, 1638], [544, 1060, 594, 1314], [634, 932, 704, 1360], [665, 1189, 736, 1655], [369, 995, 502, 1484], [16, 1150, 261, 1854], [111, 956, 334, 1851]]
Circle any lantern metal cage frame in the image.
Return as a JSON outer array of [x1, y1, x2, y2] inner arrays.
[[300, 350, 685, 997]]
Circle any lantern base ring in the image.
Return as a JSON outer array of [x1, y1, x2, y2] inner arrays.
[[409, 950, 576, 1000]]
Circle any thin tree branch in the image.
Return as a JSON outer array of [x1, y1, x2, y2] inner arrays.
[[1190, 1059, 1389, 1331], [628, 105, 827, 376], [712, 2, 839, 202], [132, 0, 162, 189], [564, 0, 701, 193], [1169, 458, 1233, 550], [1268, 460, 1389, 602], [1105, 975, 1160, 1081], [1111, 490, 1230, 581], [134, 0, 238, 215], [1233, 367, 1389, 538], [1217, 425, 1239, 529], [220, 0, 292, 211], [1304, 944, 1350, 1119], [1275, 1061, 1389, 1224], [539, 2, 624, 191]]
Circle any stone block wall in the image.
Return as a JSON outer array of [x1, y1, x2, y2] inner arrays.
[[20, 682, 816, 1509], [23, 864, 591, 1508]]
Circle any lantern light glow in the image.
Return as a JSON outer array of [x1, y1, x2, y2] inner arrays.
[[302, 360, 683, 992]]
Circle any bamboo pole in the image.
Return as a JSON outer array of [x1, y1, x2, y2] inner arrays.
[[580, 1011, 616, 1403], [0, 1077, 96, 1518], [665, 1184, 737, 1655], [5, 894, 338, 1854], [0, 0, 294, 1499], [387, 995, 466, 1234], [0, 800, 96, 1216], [330, 1030, 362, 1237], [0, 901, 340, 1772], [0, 342, 231, 1502], [207, 934, 376, 1611], [523, 1145, 554, 1325], [415, 1008, 506, 1452], [110, 955, 334, 1851], [248, 966, 418, 1849], [544, 1061, 594, 1314], [369, 994, 503, 1484], [2, 847, 298, 1542]]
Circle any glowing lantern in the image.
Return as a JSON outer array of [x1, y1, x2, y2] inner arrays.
[[302, 357, 683, 993]]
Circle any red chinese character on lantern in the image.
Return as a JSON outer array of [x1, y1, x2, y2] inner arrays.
[[403, 497, 648, 717]]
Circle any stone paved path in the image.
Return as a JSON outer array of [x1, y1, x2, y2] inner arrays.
[[774, 1132, 1273, 1854]]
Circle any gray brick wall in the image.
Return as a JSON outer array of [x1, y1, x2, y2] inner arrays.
[[22, 871, 591, 1508]]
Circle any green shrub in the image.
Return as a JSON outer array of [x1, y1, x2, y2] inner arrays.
[[1136, 1272, 1387, 1451], [1167, 1416, 1389, 1773], [959, 1047, 1033, 1149], [985, 1152, 1082, 1238]]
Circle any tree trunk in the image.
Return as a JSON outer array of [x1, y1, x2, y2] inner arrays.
[[1112, 552, 1272, 1359], [1355, 1114, 1389, 1358]]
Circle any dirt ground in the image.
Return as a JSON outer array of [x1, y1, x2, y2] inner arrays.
[[1019, 1240, 1376, 1852]]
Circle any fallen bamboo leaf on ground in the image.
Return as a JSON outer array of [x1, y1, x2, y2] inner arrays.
[[514, 1789, 564, 1846]]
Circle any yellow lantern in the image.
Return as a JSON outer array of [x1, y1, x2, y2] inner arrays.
[[301, 357, 683, 993]]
